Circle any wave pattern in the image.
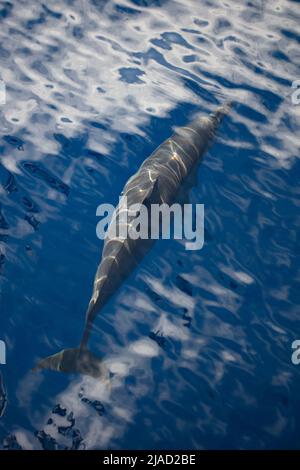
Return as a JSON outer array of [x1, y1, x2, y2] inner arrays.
[[0, 0, 300, 450]]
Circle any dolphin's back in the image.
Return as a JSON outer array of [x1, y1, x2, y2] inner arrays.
[[137, 109, 227, 204]]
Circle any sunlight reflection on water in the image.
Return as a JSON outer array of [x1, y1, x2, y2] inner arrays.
[[0, 0, 300, 450]]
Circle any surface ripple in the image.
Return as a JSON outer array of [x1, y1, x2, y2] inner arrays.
[[0, 0, 299, 450]]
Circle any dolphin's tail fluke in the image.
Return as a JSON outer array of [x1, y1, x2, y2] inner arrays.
[[33, 347, 105, 378]]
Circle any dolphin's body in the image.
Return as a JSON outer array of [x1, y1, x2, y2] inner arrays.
[[35, 102, 230, 376]]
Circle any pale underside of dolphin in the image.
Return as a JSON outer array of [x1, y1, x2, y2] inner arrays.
[[34, 102, 231, 377]]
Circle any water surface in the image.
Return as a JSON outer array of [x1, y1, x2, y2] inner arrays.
[[0, 0, 300, 450]]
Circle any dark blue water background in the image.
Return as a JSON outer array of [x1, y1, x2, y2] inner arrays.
[[0, 0, 300, 450]]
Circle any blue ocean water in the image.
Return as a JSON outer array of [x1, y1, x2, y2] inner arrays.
[[0, 0, 300, 450]]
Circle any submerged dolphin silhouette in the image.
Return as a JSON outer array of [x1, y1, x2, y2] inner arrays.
[[35, 102, 231, 376]]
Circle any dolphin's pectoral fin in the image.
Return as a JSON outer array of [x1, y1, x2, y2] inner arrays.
[[140, 177, 162, 240], [33, 348, 105, 378], [176, 168, 198, 206], [176, 185, 191, 205], [185, 166, 198, 191], [143, 178, 161, 207]]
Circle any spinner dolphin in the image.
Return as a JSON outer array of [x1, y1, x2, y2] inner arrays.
[[35, 102, 231, 376]]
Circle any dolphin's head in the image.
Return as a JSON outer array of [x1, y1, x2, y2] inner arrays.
[[189, 100, 232, 150], [209, 100, 232, 127], [33, 348, 106, 378]]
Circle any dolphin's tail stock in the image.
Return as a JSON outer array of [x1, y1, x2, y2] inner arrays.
[[79, 302, 96, 351], [33, 347, 106, 378]]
